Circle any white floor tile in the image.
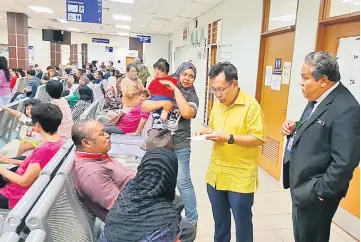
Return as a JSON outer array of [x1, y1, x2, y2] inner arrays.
[[254, 230, 284, 242], [262, 214, 293, 230], [275, 228, 294, 242]]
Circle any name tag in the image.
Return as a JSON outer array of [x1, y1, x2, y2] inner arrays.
[[286, 137, 294, 152]]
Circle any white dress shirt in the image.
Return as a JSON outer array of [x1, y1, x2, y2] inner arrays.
[[312, 81, 340, 114]]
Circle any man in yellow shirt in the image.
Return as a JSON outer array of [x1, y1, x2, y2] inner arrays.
[[200, 62, 265, 242]]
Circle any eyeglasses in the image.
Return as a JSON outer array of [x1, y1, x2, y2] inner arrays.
[[210, 81, 234, 94]]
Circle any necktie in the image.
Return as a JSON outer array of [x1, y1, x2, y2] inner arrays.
[[300, 101, 317, 124]]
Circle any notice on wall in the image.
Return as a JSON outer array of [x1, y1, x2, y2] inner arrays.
[[282, 62, 292, 84], [336, 36, 360, 103], [265, 66, 273, 86], [271, 74, 281, 91]]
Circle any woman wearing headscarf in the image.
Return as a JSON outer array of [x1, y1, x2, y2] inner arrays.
[[100, 148, 182, 242], [142, 62, 199, 226]]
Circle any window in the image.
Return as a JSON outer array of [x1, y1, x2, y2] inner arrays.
[[329, 0, 360, 17], [268, 0, 298, 31]]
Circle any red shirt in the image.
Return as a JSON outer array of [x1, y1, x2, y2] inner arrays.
[[148, 76, 178, 99], [0, 139, 64, 208], [9, 76, 17, 89], [72, 152, 136, 222]]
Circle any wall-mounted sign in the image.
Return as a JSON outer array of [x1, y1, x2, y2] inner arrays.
[[92, 38, 109, 44], [28, 46, 34, 50], [136, 35, 151, 43], [66, 0, 102, 24], [273, 58, 282, 74], [105, 46, 113, 53]]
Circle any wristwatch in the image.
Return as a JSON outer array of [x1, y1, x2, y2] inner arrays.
[[228, 134, 234, 144]]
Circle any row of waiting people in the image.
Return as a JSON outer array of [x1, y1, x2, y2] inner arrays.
[[0, 101, 195, 242]]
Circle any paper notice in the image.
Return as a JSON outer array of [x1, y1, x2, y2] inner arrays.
[[271, 74, 282, 91], [282, 62, 292, 84], [265, 66, 273, 86]]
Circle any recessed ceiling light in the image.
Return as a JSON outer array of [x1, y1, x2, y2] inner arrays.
[[270, 14, 295, 22], [109, 0, 134, 3], [67, 28, 80, 32], [118, 32, 130, 36], [116, 25, 131, 30], [57, 19, 68, 24], [28, 6, 54, 13], [341, 0, 360, 5], [113, 14, 132, 22]]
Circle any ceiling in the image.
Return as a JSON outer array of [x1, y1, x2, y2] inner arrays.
[[0, 0, 225, 36]]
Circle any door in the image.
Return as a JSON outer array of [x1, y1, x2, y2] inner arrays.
[[317, 19, 360, 218], [126, 57, 135, 66], [258, 31, 296, 180]]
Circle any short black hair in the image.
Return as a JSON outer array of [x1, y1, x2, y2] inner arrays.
[[153, 58, 170, 73], [24, 99, 41, 115], [72, 121, 90, 148], [97, 71, 104, 79], [27, 69, 36, 76], [87, 74, 95, 81], [126, 63, 137, 72], [46, 66, 55, 70], [65, 68, 72, 75], [46, 80, 63, 99], [78, 86, 93, 102], [31, 103, 63, 134], [77, 69, 84, 75], [208, 61, 238, 83]]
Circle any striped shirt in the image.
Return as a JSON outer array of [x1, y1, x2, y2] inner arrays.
[[72, 100, 92, 122]]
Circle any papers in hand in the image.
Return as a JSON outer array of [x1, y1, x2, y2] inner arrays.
[[189, 132, 216, 140]]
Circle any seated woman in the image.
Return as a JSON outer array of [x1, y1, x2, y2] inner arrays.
[[94, 71, 104, 84], [100, 148, 182, 242], [72, 86, 94, 122], [46, 80, 74, 140], [103, 74, 124, 110], [66, 75, 89, 107], [61, 74, 79, 97], [0, 99, 42, 157], [0, 103, 64, 209], [105, 90, 149, 136]]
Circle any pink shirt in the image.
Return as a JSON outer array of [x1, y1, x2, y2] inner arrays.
[[51, 98, 74, 140], [0, 70, 11, 96], [116, 104, 150, 133], [0, 139, 64, 208]]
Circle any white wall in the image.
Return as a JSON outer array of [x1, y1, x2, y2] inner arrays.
[[61, 45, 70, 66], [28, 28, 51, 70], [143, 34, 169, 78], [169, 0, 263, 121], [0, 25, 9, 60]]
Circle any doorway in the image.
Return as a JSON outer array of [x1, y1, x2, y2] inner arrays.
[[316, 14, 360, 219], [126, 57, 135, 66], [257, 31, 296, 180]]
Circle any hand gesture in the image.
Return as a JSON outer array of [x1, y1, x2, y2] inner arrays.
[[281, 120, 297, 136], [206, 131, 230, 143], [159, 80, 177, 91], [199, 127, 214, 135]]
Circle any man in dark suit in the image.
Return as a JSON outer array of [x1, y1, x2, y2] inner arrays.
[[281, 51, 360, 242]]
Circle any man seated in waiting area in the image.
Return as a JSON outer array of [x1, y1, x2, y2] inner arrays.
[[0, 103, 64, 209], [71, 120, 196, 242]]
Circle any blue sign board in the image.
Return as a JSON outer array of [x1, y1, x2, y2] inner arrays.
[[136, 35, 151, 43], [92, 38, 109, 44], [105, 46, 113, 53], [28, 46, 33, 50], [66, 0, 102, 24]]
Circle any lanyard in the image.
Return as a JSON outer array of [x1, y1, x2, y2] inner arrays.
[[293, 116, 310, 137]]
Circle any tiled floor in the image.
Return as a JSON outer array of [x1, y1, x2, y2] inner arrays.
[[188, 121, 358, 242]]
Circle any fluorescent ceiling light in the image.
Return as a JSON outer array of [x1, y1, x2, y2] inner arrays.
[[108, 0, 134, 3], [116, 25, 131, 30], [28, 6, 54, 13], [67, 28, 80, 32], [113, 14, 132, 22], [57, 19, 68, 24], [118, 32, 130, 36], [341, 0, 360, 5], [270, 14, 295, 22]]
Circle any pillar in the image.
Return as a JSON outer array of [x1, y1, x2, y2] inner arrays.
[[7, 12, 29, 69]]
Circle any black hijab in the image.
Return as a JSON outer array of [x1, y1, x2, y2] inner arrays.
[[104, 148, 181, 242]]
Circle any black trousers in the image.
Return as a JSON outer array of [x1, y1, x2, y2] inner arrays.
[[292, 196, 341, 242], [0, 163, 19, 209]]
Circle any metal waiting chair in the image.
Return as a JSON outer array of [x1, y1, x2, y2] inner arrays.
[[34, 85, 50, 103], [11, 78, 28, 95], [0, 98, 29, 144], [25, 152, 96, 242], [0, 232, 20, 242], [79, 100, 100, 121], [23, 229, 46, 242]]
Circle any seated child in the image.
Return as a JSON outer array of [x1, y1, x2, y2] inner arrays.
[[0, 99, 42, 157], [147, 58, 178, 120], [105, 90, 150, 136]]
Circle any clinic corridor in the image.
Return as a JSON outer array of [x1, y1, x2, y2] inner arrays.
[[189, 121, 358, 242]]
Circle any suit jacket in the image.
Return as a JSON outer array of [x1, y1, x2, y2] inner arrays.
[[283, 83, 360, 208]]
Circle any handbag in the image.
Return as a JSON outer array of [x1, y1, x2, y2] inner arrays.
[[141, 128, 174, 151], [108, 110, 124, 125]]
